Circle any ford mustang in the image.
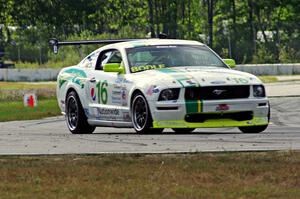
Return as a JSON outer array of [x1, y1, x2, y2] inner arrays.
[[50, 38, 270, 134]]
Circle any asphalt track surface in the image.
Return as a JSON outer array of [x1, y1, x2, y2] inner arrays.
[[0, 95, 299, 155]]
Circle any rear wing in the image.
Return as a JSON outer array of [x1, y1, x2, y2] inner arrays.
[[48, 33, 168, 54], [48, 38, 139, 54]]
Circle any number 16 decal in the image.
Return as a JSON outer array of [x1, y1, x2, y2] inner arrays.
[[96, 80, 108, 104]]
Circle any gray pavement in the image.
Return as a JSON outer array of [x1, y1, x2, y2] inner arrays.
[[0, 81, 299, 155], [266, 80, 300, 97], [0, 96, 299, 155]]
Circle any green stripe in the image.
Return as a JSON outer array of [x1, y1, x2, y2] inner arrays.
[[157, 68, 179, 73], [200, 99, 203, 112], [158, 67, 202, 113], [185, 100, 198, 114]]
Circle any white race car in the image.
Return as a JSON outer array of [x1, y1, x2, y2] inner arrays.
[[51, 38, 270, 134]]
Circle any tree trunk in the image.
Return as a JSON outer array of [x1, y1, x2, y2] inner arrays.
[[248, 0, 256, 55], [207, 0, 213, 47], [230, 0, 236, 59], [148, 0, 155, 38], [181, 0, 185, 25], [188, 0, 191, 37], [254, 2, 269, 45], [154, 0, 160, 36]]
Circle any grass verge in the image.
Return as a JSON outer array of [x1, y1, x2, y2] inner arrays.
[[0, 81, 56, 90], [0, 151, 299, 199], [258, 76, 278, 83], [0, 98, 61, 122], [0, 81, 60, 122]]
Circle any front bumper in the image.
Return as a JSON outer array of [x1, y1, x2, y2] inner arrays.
[[151, 98, 269, 128]]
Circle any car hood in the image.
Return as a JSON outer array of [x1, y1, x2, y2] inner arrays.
[[129, 67, 262, 88]]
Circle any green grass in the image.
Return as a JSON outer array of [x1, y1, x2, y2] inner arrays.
[[14, 61, 73, 69], [0, 81, 56, 90], [258, 76, 278, 83], [0, 82, 59, 121], [0, 98, 61, 122], [0, 151, 299, 199]]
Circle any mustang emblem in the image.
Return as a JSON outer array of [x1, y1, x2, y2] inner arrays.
[[212, 89, 227, 95]]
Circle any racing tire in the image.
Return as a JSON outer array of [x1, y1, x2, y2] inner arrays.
[[131, 92, 163, 134], [238, 102, 270, 134], [172, 128, 195, 133], [238, 125, 268, 134], [66, 91, 96, 134]]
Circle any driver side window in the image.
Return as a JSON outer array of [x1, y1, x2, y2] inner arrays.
[[95, 49, 122, 70]]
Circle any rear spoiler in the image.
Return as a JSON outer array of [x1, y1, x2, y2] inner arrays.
[[48, 33, 168, 54], [48, 38, 139, 54]]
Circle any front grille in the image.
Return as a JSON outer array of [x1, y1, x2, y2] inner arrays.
[[185, 111, 253, 123], [185, 85, 250, 100]]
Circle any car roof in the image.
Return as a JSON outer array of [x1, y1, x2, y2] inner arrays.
[[106, 39, 205, 49]]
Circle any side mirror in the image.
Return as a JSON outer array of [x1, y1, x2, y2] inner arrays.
[[223, 59, 236, 68], [103, 63, 125, 74]]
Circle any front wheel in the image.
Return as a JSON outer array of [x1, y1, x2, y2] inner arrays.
[[239, 102, 270, 134], [238, 125, 268, 133], [66, 91, 95, 134], [131, 92, 163, 133]]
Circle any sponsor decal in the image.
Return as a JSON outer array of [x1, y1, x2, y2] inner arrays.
[[115, 77, 123, 84], [112, 96, 121, 104], [131, 64, 165, 73], [211, 80, 226, 84], [232, 78, 249, 84], [112, 90, 121, 95], [212, 89, 227, 96], [216, 104, 230, 111], [121, 88, 128, 106], [112, 89, 122, 104], [124, 79, 132, 84], [58, 68, 87, 89], [96, 108, 123, 121], [99, 108, 119, 115], [90, 87, 96, 101], [186, 79, 197, 85], [96, 80, 108, 104], [121, 90, 126, 100], [147, 85, 160, 96]]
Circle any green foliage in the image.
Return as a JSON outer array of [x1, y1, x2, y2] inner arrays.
[[1, 0, 300, 67]]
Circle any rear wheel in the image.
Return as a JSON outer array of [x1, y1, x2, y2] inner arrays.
[[172, 128, 195, 133], [66, 91, 95, 134], [131, 92, 163, 133]]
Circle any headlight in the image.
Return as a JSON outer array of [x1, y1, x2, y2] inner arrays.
[[253, 85, 265, 97], [158, 88, 180, 101]]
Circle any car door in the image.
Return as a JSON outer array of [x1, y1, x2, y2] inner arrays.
[[86, 49, 128, 122]]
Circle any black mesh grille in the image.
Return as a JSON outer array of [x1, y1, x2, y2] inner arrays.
[[185, 85, 250, 100], [185, 111, 253, 123]]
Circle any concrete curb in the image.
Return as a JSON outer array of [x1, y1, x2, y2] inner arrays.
[[235, 63, 300, 76], [1, 63, 300, 81], [0, 68, 61, 81]]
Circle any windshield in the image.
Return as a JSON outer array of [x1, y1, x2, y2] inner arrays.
[[126, 45, 227, 73]]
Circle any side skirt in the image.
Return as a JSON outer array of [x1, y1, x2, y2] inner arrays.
[[87, 119, 133, 128]]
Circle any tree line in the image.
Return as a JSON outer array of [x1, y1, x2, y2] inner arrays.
[[1, 0, 300, 66]]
